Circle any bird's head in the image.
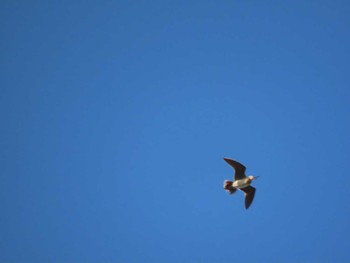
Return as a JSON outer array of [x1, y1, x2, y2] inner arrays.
[[248, 175, 259, 181]]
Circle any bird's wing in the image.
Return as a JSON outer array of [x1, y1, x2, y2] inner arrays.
[[240, 186, 256, 209], [223, 158, 246, 180]]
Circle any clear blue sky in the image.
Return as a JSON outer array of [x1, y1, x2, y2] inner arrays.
[[1, 1, 350, 262]]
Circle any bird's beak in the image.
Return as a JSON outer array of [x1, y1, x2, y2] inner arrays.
[[254, 176, 260, 180]]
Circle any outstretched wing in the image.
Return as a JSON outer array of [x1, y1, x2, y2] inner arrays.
[[240, 186, 256, 209], [223, 158, 246, 180]]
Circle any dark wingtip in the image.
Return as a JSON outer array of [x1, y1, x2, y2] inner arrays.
[[242, 186, 256, 209]]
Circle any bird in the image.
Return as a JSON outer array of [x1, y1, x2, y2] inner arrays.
[[223, 157, 258, 209]]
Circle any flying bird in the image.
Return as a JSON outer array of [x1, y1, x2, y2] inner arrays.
[[223, 158, 258, 209]]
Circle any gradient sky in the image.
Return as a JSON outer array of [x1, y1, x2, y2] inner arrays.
[[1, 1, 350, 263]]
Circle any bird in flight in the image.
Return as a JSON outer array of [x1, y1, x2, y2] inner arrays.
[[223, 158, 258, 209]]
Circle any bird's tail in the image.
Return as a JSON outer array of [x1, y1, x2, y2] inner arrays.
[[223, 180, 237, 194]]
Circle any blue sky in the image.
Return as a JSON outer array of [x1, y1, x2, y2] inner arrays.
[[1, 1, 350, 262]]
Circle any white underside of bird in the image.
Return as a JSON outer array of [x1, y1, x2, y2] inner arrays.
[[232, 176, 254, 189]]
